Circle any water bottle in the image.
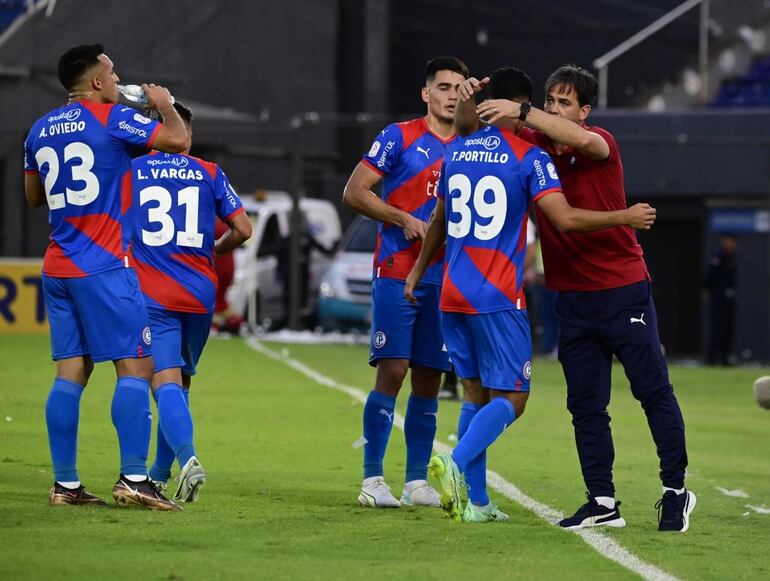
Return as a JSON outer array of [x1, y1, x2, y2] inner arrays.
[[117, 84, 175, 106]]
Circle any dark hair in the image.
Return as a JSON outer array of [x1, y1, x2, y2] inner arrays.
[[545, 64, 598, 107], [58, 44, 104, 91], [173, 101, 193, 125], [488, 67, 533, 102], [426, 56, 468, 83]]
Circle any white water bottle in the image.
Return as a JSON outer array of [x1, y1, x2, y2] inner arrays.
[[118, 84, 175, 106]]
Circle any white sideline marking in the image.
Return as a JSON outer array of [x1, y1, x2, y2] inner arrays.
[[746, 505, 770, 515], [247, 338, 679, 581], [715, 487, 749, 498]]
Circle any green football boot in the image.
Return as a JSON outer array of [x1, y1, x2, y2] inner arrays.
[[462, 501, 510, 523], [428, 453, 464, 521]]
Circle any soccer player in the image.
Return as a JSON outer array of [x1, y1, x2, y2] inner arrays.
[[406, 67, 656, 523], [342, 57, 468, 508], [24, 44, 189, 509], [473, 64, 696, 532], [131, 102, 252, 502]]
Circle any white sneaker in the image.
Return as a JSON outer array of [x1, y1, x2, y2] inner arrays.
[[174, 456, 206, 503], [358, 476, 401, 508], [400, 480, 441, 507]]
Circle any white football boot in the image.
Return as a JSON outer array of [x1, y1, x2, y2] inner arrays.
[[358, 476, 401, 508], [400, 479, 441, 507]]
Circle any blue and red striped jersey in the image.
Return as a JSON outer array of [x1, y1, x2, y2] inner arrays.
[[24, 101, 161, 277], [361, 117, 456, 285], [131, 152, 244, 314], [438, 125, 561, 314]]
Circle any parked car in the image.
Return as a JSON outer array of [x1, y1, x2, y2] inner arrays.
[[316, 216, 377, 331], [227, 191, 341, 328]]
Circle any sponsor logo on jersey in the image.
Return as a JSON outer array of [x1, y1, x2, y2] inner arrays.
[[373, 331, 387, 349], [463, 135, 500, 150], [533, 158, 546, 186], [118, 121, 148, 138], [376, 140, 396, 168], [368, 141, 381, 157], [546, 162, 558, 180], [47, 108, 81, 123], [133, 113, 152, 125], [146, 156, 189, 168]]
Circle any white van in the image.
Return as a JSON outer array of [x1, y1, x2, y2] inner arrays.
[[227, 191, 341, 327]]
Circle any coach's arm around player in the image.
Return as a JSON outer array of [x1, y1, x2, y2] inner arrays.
[[343, 163, 428, 241]]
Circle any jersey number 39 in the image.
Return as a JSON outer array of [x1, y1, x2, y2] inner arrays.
[[447, 173, 507, 240]]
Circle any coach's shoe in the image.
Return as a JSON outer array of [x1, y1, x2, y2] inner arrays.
[[462, 501, 510, 523], [174, 457, 206, 503], [112, 476, 182, 511], [358, 476, 401, 508], [656, 489, 697, 532], [49, 483, 107, 506], [558, 493, 626, 529], [400, 480, 441, 507], [428, 453, 464, 521]]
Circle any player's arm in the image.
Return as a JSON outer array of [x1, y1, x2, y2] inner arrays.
[[215, 211, 252, 255], [342, 162, 427, 240], [404, 199, 446, 304], [24, 173, 46, 207], [454, 76, 490, 137], [143, 84, 190, 153], [476, 100, 610, 160], [536, 191, 656, 232]]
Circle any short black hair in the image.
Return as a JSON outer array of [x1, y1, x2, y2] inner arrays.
[[488, 67, 533, 102], [545, 64, 598, 107], [426, 56, 468, 83], [173, 101, 193, 125], [58, 44, 104, 91], [157, 100, 193, 125]]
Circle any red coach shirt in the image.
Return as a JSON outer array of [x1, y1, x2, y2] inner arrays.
[[520, 125, 649, 292]]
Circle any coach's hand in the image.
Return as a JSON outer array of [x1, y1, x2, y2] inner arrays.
[[404, 271, 420, 305], [476, 99, 520, 124], [626, 203, 657, 230], [143, 83, 174, 111], [399, 214, 428, 241], [458, 76, 490, 102]]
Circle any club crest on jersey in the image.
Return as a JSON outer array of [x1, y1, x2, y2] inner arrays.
[[142, 326, 152, 346], [373, 331, 387, 349], [523, 360, 532, 380]]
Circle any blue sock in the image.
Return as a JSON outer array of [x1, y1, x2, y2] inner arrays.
[[458, 402, 489, 506], [404, 394, 438, 482], [155, 383, 196, 468], [45, 378, 84, 482], [452, 397, 516, 473], [111, 376, 151, 476], [362, 391, 396, 479], [150, 388, 191, 482]]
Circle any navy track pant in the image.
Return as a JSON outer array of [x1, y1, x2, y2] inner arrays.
[[555, 280, 688, 497]]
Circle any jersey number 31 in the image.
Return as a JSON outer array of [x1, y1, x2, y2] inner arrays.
[[140, 186, 204, 248]]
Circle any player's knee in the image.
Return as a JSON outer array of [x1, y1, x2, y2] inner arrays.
[[374, 359, 409, 395], [631, 381, 673, 408]]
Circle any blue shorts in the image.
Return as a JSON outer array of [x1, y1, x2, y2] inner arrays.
[[442, 309, 532, 391], [369, 277, 450, 371], [43, 268, 152, 363], [148, 308, 213, 376]]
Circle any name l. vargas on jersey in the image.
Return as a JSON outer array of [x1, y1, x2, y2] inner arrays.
[[136, 167, 205, 180]]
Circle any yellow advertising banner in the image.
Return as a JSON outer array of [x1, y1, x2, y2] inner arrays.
[[0, 259, 48, 333]]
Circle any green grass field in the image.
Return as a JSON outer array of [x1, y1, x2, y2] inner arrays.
[[1, 334, 769, 580]]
